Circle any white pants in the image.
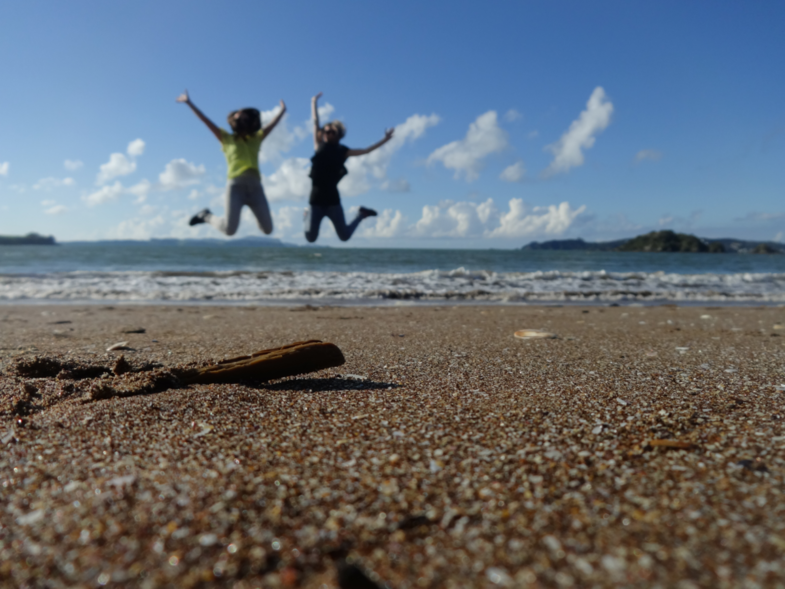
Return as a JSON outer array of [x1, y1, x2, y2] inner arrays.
[[208, 175, 273, 236]]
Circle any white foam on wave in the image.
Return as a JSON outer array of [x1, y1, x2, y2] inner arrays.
[[2, 269, 785, 303]]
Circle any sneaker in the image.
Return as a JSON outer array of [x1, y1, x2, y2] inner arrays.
[[189, 208, 211, 226], [358, 206, 377, 219]]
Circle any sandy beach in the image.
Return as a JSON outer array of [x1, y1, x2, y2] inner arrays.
[[1, 303, 784, 588]]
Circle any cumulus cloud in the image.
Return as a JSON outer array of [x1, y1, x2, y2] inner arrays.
[[127, 179, 152, 204], [114, 214, 167, 240], [272, 205, 305, 237], [413, 199, 496, 238], [258, 104, 308, 164], [96, 153, 136, 185], [543, 87, 613, 177], [359, 209, 408, 238], [499, 161, 526, 183], [348, 198, 584, 241], [489, 200, 586, 238], [427, 111, 508, 182], [83, 182, 125, 207], [504, 109, 522, 122], [339, 113, 440, 197], [263, 158, 311, 202], [44, 205, 68, 215], [127, 139, 145, 157], [0, 162, 9, 176], [380, 178, 410, 193], [96, 139, 146, 185], [635, 149, 662, 163], [33, 177, 75, 190], [64, 159, 83, 171], [158, 159, 206, 190]]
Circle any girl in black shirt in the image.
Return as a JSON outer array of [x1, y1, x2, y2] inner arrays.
[[305, 92, 394, 242]]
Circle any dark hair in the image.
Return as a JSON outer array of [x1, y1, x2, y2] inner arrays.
[[228, 108, 261, 139]]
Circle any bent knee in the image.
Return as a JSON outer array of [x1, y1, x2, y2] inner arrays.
[[305, 233, 317, 243]]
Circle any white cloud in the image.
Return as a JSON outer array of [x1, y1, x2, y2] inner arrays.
[[64, 159, 83, 171], [499, 161, 526, 183], [44, 205, 68, 215], [775, 231, 784, 243], [83, 182, 125, 207], [127, 179, 152, 203], [354, 198, 583, 241], [272, 205, 306, 237], [340, 113, 440, 196], [258, 105, 305, 164], [544, 87, 613, 177], [427, 111, 508, 182], [635, 149, 662, 163], [127, 139, 145, 158], [318, 103, 335, 121], [504, 109, 522, 122], [528, 130, 539, 139], [488, 199, 586, 238], [0, 162, 9, 176], [96, 153, 136, 185], [41, 200, 56, 206], [380, 178, 410, 193], [263, 157, 311, 202], [413, 199, 495, 238], [360, 209, 408, 238], [95, 139, 145, 185], [33, 177, 75, 191], [188, 189, 200, 200], [114, 214, 167, 240], [158, 159, 205, 190], [658, 215, 674, 227]]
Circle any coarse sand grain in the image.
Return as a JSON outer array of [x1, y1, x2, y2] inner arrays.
[[1, 304, 785, 587]]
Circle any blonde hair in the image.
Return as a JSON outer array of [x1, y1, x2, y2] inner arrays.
[[325, 120, 346, 139]]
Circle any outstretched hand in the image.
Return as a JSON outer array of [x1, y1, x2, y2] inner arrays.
[[384, 128, 395, 141], [176, 90, 190, 104], [279, 99, 287, 112], [312, 92, 323, 102]]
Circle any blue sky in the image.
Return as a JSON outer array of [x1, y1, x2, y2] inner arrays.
[[1, 1, 783, 247]]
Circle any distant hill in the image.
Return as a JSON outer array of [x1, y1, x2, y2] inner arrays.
[[523, 230, 784, 253], [0, 233, 56, 245], [523, 238, 627, 251], [64, 236, 294, 247]]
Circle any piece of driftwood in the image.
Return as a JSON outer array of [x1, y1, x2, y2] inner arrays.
[[180, 340, 345, 384], [647, 439, 694, 450]]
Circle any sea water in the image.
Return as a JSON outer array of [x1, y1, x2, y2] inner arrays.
[[1, 243, 785, 305]]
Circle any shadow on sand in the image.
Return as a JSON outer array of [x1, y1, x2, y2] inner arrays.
[[258, 377, 400, 393]]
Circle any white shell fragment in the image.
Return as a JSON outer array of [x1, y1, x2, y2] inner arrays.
[[106, 341, 132, 352], [514, 330, 557, 339]]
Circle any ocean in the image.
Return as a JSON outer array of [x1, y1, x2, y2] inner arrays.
[[1, 242, 785, 305]]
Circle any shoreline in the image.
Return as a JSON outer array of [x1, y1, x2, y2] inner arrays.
[[2, 304, 784, 587]]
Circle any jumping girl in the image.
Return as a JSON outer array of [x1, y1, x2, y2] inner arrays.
[[305, 92, 394, 243], [176, 90, 286, 236]]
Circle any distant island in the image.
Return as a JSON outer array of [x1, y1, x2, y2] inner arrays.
[[0, 233, 56, 245], [64, 236, 294, 248], [524, 230, 784, 254]]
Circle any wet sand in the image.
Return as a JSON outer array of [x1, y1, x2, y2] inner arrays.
[[1, 304, 785, 588]]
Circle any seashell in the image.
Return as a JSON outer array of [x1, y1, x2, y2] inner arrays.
[[106, 341, 132, 352], [514, 329, 557, 339]]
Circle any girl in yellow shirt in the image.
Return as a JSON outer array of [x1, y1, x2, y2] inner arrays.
[[177, 90, 286, 235]]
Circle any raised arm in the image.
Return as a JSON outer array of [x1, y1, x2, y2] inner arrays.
[[312, 92, 323, 150], [176, 90, 222, 142], [262, 100, 287, 137], [347, 128, 395, 157]]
